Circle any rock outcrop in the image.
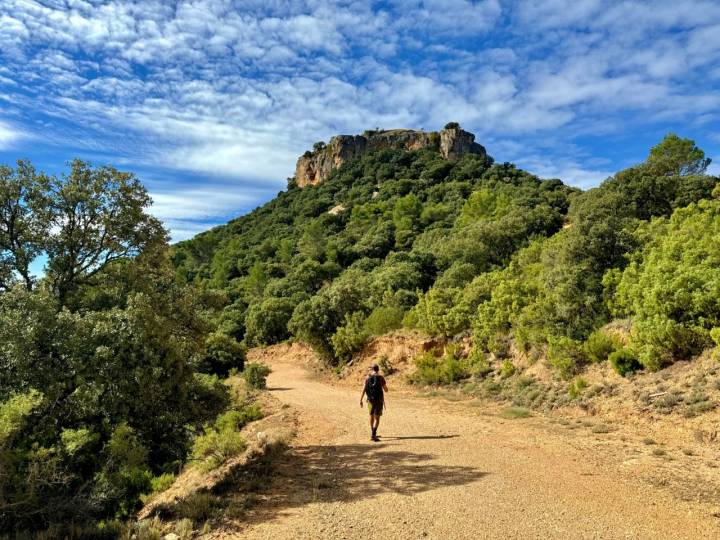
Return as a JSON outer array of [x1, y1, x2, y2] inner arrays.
[[295, 125, 486, 187]]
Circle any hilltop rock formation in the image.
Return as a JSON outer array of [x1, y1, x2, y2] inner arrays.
[[295, 124, 486, 187]]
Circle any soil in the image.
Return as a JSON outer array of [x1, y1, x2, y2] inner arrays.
[[203, 344, 720, 539]]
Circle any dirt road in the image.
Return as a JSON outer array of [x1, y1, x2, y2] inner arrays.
[[231, 356, 719, 539]]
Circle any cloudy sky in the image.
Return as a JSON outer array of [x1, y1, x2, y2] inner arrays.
[[1, 0, 719, 240]]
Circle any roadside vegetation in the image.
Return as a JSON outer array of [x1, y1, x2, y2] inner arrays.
[[0, 160, 269, 536]]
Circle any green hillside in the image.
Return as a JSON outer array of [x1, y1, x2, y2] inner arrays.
[[173, 131, 718, 376]]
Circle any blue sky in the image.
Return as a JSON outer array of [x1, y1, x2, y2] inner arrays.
[[1, 0, 719, 241]]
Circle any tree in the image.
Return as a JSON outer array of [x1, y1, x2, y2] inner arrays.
[[46, 160, 167, 306], [646, 133, 710, 177], [0, 160, 50, 291], [244, 297, 296, 346]]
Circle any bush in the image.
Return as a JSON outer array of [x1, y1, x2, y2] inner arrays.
[[612, 196, 720, 366], [583, 330, 620, 363], [609, 348, 642, 377], [466, 348, 493, 378], [364, 306, 404, 336], [500, 359, 516, 378], [242, 362, 272, 390], [568, 376, 588, 399], [191, 425, 246, 472], [175, 492, 218, 522], [202, 332, 246, 376], [378, 354, 396, 375], [410, 348, 470, 385], [547, 337, 584, 380], [331, 311, 369, 361], [244, 297, 296, 346], [215, 405, 263, 432]]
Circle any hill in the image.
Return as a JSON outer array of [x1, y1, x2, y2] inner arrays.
[[172, 125, 719, 382]]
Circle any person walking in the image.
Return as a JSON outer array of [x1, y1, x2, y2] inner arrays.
[[360, 363, 388, 441]]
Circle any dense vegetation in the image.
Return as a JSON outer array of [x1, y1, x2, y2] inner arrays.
[[0, 161, 246, 534], [174, 132, 717, 381]]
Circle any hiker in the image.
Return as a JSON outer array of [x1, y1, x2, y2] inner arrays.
[[360, 363, 388, 441]]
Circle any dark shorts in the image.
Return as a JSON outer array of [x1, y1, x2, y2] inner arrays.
[[368, 400, 383, 416]]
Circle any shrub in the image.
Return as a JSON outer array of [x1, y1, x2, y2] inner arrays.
[[191, 426, 246, 472], [609, 348, 642, 377], [711, 327, 720, 347], [244, 297, 296, 346], [149, 472, 176, 494], [202, 332, 246, 376], [215, 405, 263, 432], [467, 348, 493, 378], [364, 306, 404, 336], [583, 330, 620, 363], [242, 362, 272, 390], [547, 337, 584, 380], [378, 354, 396, 375], [331, 311, 369, 361], [410, 349, 470, 385], [500, 359, 516, 379], [175, 492, 218, 522], [568, 376, 588, 399]]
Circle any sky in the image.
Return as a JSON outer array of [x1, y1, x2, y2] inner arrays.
[[1, 0, 719, 241]]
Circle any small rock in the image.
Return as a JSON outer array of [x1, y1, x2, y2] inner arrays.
[[164, 534, 180, 540]]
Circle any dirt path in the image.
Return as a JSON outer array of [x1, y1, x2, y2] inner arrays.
[[216, 356, 720, 539]]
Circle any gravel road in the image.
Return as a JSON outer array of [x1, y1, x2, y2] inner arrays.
[[225, 356, 719, 540]]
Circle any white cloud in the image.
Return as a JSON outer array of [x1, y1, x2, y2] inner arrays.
[[0, 120, 22, 148], [1, 0, 720, 240], [149, 185, 271, 241]]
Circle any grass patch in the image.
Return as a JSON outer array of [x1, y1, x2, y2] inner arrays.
[[175, 492, 219, 522], [500, 406, 532, 419]]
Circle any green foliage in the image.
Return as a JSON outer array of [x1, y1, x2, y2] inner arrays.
[[147, 473, 176, 497], [172, 145, 572, 363], [191, 409, 263, 474], [242, 362, 272, 390], [547, 337, 584, 380], [609, 349, 642, 377], [0, 389, 43, 445], [0, 160, 228, 533], [410, 348, 470, 385], [613, 197, 720, 368], [244, 297, 296, 346], [499, 359, 516, 379], [583, 330, 620, 363], [568, 376, 588, 399], [331, 311, 369, 361], [364, 305, 405, 335], [201, 332, 246, 375]]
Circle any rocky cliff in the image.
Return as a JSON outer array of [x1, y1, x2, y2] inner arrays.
[[295, 124, 486, 187]]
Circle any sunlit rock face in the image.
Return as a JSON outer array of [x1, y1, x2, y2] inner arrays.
[[295, 126, 485, 187]]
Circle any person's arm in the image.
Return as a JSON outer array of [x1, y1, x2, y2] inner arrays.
[[360, 379, 366, 407]]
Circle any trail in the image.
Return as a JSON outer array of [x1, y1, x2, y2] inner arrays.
[[221, 356, 719, 539]]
